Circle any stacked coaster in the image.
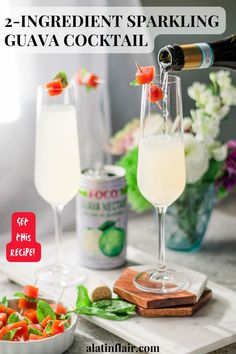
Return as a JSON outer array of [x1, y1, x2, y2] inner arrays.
[[113, 266, 212, 317]]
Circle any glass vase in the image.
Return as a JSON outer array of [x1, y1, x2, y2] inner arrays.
[[166, 183, 215, 252]]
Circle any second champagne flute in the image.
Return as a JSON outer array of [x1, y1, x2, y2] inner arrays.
[[34, 83, 83, 286], [134, 75, 189, 293]]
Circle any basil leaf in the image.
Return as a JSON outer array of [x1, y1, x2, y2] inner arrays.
[[76, 285, 92, 309], [7, 313, 20, 325], [1, 296, 8, 308], [2, 329, 18, 341], [76, 306, 131, 320], [14, 292, 38, 303], [36, 300, 56, 323], [28, 328, 43, 336], [93, 299, 136, 315], [45, 320, 53, 335], [75, 286, 136, 320]]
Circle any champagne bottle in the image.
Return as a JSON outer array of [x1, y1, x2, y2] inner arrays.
[[158, 35, 236, 71]]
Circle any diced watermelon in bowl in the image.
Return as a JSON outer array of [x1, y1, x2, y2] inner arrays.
[[0, 297, 77, 354]]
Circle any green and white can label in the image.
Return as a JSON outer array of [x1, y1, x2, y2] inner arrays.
[[76, 165, 127, 269]]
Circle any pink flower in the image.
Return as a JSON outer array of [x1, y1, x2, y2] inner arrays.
[[108, 119, 139, 155]]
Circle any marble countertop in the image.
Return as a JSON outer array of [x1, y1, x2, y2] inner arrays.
[[0, 201, 235, 354]]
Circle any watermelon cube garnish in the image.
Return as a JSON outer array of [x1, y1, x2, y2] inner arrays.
[[75, 68, 99, 90], [130, 64, 155, 86], [45, 72, 68, 96], [136, 66, 155, 84], [147, 84, 164, 103], [46, 79, 63, 96]]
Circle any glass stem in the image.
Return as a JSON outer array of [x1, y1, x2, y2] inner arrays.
[[52, 205, 64, 265], [156, 206, 167, 273]]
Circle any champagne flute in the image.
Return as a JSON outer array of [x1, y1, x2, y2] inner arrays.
[[134, 75, 189, 293], [34, 84, 83, 286]]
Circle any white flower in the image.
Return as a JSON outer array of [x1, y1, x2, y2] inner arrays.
[[221, 87, 236, 106], [211, 143, 228, 161], [184, 133, 209, 184], [183, 117, 192, 132], [204, 96, 221, 116], [188, 82, 208, 103], [214, 105, 230, 120], [210, 70, 232, 89], [198, 89, 212, 107], [191, 109, 220, 145]]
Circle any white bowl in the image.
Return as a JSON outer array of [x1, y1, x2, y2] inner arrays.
[[0, 297, 77, 354]]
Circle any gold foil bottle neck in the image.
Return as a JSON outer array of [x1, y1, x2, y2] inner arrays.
[[180, 44, 203, 69]]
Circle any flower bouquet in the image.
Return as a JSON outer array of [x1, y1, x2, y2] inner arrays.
[[109, 71, 236, 251]]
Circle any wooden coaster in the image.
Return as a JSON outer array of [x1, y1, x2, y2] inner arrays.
[[114, 268, 198, 309], [136, 289, 212, 317]]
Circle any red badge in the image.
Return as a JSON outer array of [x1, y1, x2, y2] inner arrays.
[[6, 212, 41, 262]]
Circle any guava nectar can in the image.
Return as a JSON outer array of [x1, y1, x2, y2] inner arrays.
[[76, 165, 127, 269]]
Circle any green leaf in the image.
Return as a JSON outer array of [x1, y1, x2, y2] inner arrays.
[[98, 220, 116, 231], [130, 79, 139, 86], [85, 85, 92, 92], [14, 292, 38, 303], [76, 285, 92, 309], [75, 285, 136, 321], [53, 71, 68, 88], [1, 296, 8, 308], [28, 327, 43, 336], [118, 148, 152, 213], [76, 306, 133, 320], [217, 185, 229, 199], [2, 329, 18, 341], [7, 313, 20, 325], [93, 299, 136, 315], [79, 68, 87, 79], [202, 159, 223, 183], [36, 300, 56, 323], [45, 320, 53, 335]]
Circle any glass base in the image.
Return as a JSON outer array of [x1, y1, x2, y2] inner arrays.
[[34, 263, 85, 287], [133, 268, 190, 293]]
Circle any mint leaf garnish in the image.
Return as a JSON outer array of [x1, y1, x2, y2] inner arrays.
[[45, 320, 53, 335], [130, 79, 139, 86], [1, 296, 8, 307], [14, 292, 38, 303], [7, 313, 20, 325], [2, 329, 18, 341], [28, 327, 43, 336], [53, 71, 68, 88], [85, 85, 92, 92], [36, 300, 56, 323]]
